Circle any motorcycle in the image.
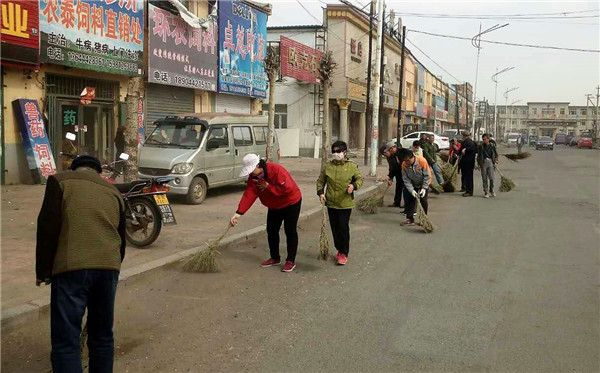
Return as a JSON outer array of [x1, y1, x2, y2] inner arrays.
[[61, 133, 176, 247]]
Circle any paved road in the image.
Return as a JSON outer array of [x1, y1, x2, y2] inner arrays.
[[2, 146, 598, 372]]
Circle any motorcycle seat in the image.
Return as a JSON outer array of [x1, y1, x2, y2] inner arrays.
[[114, 181, 146, 194]]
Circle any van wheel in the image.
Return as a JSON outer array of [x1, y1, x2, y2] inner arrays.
[[187, 177, 207, 205]]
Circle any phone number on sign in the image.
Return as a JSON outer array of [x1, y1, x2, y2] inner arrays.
[[173, 75, 214, 90]]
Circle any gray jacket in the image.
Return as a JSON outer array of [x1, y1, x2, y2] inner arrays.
[[401, 155, 431, 194]]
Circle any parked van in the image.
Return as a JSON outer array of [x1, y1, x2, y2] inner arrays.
[[554, 133, 568, 145], [138, 113, 280, 204]]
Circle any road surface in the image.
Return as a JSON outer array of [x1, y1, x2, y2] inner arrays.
[[2, 146, 598, 372]]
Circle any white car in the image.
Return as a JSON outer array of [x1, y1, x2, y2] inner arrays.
[[397, 131, 450, 151]]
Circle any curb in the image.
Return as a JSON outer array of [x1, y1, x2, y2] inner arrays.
[[1, 184, 381, 334]]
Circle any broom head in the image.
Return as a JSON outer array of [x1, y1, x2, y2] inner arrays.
[[438, 153, 449, 163], [442, 181, 456, 193], [184, 243, 221, 272], [430, 184, 443, 194], [318, 206, 330, 260], [416, 198, 434, 233], [500, 174, 516, 192]]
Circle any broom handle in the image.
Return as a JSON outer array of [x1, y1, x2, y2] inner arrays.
[[214, 224, 233, 245], [495, 166, 505, 178]]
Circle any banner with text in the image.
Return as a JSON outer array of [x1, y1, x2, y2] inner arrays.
[[39, 0, 144, 76], [218, 0, 268, 98], [1, 0, 40, 66], [148, 4, 217, 91], [280, 36, 322, 85], [12, 99, 57, 184]]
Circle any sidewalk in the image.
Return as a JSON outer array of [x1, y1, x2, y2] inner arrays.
[[1, 158, 388, 316]]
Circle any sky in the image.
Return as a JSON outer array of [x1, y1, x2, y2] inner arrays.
[[268, 0, 600, 106]]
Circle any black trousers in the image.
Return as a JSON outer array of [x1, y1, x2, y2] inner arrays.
[[461, 160, 475, 194], [393, 174, 405, 207], [327, 207, 352, 256], [405, 188, 428, 222], [51, 269, 119, 373], [266, 199, 301, 262]]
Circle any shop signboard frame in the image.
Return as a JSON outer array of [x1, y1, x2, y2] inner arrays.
[[1, 0, 40, 66], [280, 35, 322, 85]]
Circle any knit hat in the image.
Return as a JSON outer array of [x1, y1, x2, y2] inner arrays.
[[71, 155, 102, 173], [239, 153, 260, 177]]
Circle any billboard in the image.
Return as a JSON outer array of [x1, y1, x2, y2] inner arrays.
[[280, 35, 322, 85], [218, 0, 268, 98], [0, 0, 40, 66], [39, 0, 144, 76], [12, 99, 57, 184], [148, 4, 217, 91]]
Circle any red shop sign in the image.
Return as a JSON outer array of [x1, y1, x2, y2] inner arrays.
[[0, 0, 40, 67], [280, 35, 323, 85]]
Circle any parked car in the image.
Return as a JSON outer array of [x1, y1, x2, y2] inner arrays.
[[555, 133, 568, 145], [568, 136, 579, 146], [536, 136, 554, 150], [577, 137, 594, 149], [138, 113, 280, 205], [565, 134, 574, 145], [441, 129, 459, 138], [529, 135, 538, 146], [397, 131, 449, 151], [506, 134, 520, 147]]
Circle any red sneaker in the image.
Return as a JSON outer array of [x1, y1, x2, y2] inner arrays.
[[261, 258, 281, 267], [337, 254, 348, 266], [335, 251, 341, 260], [281, 261, 296, 272]]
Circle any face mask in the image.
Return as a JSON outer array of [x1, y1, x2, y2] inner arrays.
[[332, 152, 345, 161], [251, 171, 264, 180]]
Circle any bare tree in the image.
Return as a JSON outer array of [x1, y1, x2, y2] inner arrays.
[[264, 45, 280, 161], [124, 77, 143, 182], [318, 51, 337, 169]]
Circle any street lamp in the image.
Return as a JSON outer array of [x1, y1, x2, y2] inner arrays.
[[492, 66, 515, 139], [503, 87, 519, 139], [471, 23, 509, 139]]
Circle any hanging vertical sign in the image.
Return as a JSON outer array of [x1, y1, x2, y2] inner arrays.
[[12, 99, 57, 184], [218, 0, 268, 98], [137, 96, 145, 145]]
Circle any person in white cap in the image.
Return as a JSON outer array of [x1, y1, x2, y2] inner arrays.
[[230, 154, 303, 272]]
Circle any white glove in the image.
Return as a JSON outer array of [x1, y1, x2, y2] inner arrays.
[[419, 189, 427, 198], [411, 190, 418, 198]]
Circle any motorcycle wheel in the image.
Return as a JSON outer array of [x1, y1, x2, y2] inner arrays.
[[126, 197, 162, 247]]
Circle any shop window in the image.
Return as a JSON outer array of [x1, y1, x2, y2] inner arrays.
[[569, 110, 576, 115], [233, 126, 253, 146], [261, 104, 287, 128], [560, 108, 565, 115], [581, 109, 587, 115], [532, 108, 537, 115]]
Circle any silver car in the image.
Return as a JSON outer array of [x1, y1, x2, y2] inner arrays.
[[138, 113, 280, 204]]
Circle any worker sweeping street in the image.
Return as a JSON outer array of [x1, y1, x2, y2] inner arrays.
[[400, 149, 432, 227], [317, 141, 363, 266], [460, 131, 477, 197], [423, 134, 444, 185], [477, 133, 499, 198], [230, 154, 302, 273], [379, 140, 405, 209]]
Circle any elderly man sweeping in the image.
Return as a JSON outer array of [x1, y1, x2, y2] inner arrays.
[[400, 149, 432, 227], [230, 154, 302, 273], [477, 133, 499, 198], [379, 140, 405, 209]]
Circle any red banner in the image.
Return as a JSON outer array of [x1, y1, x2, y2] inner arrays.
[[280, 35, 323, 85], [0, 0, 40, 66]]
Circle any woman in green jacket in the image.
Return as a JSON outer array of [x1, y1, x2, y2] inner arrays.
[[316, 141, 363, 265]]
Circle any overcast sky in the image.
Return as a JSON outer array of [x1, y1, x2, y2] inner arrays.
[[268, 0, 600, 106]]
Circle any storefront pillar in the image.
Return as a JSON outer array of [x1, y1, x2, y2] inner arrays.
[[337, 98, 351, 144], [358, 111, 366, 150]]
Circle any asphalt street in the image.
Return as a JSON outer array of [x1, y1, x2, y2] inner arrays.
[[2, 146, 599, 372]]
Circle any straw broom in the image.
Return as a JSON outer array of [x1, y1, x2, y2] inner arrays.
[[437, 153, 449, 163], [184, 224, 232, 272], [496, 167, 516, 192], [357, 184, 390, 214], [441, 160, 460, 193], [318, 204, 331, 260], [504, 152, 531, 162], [416, 197, 434, 233]]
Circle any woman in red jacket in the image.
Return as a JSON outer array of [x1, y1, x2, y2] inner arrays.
[[230, 154, 302, 273]]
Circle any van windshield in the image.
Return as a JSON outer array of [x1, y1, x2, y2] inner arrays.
[[145, 122, 206, 149]]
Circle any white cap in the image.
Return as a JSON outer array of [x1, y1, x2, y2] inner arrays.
[[239, 154, 261, 177]]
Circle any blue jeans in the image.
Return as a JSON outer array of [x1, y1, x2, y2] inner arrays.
[[51, 269, 119, 373], [431, 163, 444, 185]]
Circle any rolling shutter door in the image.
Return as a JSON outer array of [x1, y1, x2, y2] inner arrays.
[[216, 93, 251, 114], [146, 84, 195, 126]]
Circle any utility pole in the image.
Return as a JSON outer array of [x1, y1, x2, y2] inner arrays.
[[397, 26, 406, 140], [370, 0, 384, 176], [364, 0, 374, 166], [455, 87, 460, 133], [378, 5, 386, 146], [596, 85, 599, 144]]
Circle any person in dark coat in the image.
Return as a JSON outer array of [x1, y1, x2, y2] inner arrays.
[[114, 126, 126, 172], [459, 131, 477, 197], [379, 140, 405, 209]]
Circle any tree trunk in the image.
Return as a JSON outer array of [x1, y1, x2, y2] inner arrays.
[[266, 74, 276, 161], [321, 81, 330, 169], [124, 77, 143, 182]]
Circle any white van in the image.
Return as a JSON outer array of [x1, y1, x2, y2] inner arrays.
[[138, 113, 280, 204]]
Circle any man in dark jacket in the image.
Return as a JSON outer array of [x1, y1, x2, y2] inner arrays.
[[460, 131, 477, 197], [422, 134, 444, 184], [380, 140, 405, 209], [477, 133, 499, 198], [37, 155, 126, 373]]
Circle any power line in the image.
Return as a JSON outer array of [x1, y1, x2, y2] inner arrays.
[[397, 9, 598, 17], [409, 29, 600, 53], [405, 38, 462, 84], [396, 10, 600, 20]]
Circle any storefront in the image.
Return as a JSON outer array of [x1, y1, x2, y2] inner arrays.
[[215, 93, 251, 114]]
